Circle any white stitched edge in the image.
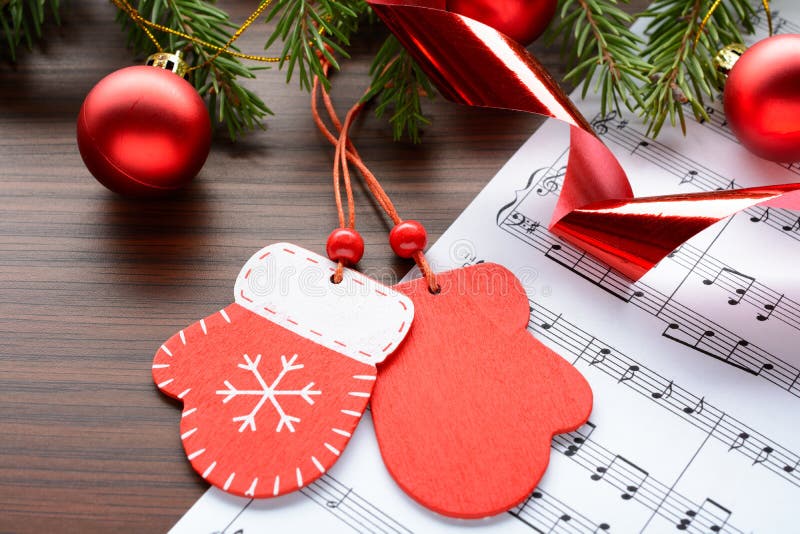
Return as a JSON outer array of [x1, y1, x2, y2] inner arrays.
[[233, 243, 414, 365]]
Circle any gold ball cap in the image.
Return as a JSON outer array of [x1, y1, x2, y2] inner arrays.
[[146, 51, 189, 78], [714, 43, 747, 77]]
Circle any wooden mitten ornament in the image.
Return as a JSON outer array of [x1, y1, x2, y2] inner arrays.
[[371, 263, 592, 519], [152, 243, 414, 498]]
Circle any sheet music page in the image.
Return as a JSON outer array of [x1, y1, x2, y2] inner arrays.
[[171, 3, 800, 532]]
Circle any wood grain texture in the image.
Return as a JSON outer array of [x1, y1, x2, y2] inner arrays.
[[0, 0, 648, 531]]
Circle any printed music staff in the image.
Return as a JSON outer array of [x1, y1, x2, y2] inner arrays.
[[682, 396, 705, 416], [702, 268, 755, 306], [652, 380, 674, 400], [565, 422, 597, 457], [757, 295, 784, 322], [590, 455, 649, 501], [677, 498, 732, 533]]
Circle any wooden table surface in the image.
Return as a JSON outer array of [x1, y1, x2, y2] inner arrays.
[[0, 1, 644, 531]]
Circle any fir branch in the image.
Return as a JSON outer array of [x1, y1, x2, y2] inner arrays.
[[116, 0, 272, 140], [264, 0, 367, 91], [639, 0, 756, 136], [0, 0, 60, 61], [550, 0, 650, 117], [364, 34, 434, 144]]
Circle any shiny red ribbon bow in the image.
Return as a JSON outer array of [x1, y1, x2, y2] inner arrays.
[[368, 0, 800, 280]]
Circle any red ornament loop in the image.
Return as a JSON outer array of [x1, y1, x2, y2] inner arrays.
[[389, 220, 428, 258], [326, 228, 365, 265]]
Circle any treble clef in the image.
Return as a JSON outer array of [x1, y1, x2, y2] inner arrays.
[[536, 167, 566, 197], [591, 111, 618, 136]]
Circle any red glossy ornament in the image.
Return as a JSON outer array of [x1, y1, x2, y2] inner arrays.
[[77, 56, 212, 196], [445, 0, 557, 46], [389, 220, 427, 258], [724, 34, 800, 163], [326, 227, 365, 264]]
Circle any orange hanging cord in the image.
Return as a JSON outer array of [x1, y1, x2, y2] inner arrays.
[[312, 58, 440, 293]]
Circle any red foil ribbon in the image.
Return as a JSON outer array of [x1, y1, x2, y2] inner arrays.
[[367, 0, 800, 280]]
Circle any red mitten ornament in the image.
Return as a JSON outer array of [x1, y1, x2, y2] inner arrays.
[[152, 243, 414, 498], [371, 263, 592, 518]]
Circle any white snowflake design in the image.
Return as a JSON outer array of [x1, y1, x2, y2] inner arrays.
[[216, 353, 321, 433]]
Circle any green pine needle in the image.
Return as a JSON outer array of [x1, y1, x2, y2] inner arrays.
[[639, 0, 756, 136], [365, 34, 434, 143], [4, 0, 763, 143], [0, 0, 61, 61], [116, 0, 272, 141], [549, 0, 651, 118], [264, 0, 367, 91]]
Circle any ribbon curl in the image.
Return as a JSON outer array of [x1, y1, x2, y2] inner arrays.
[[367, 0, 800, 280]]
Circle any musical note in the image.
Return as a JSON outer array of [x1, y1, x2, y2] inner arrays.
[[667, 245, 683, 258], [661, 324, 758, 375], [680, 170, 698, 185], [757, 361, 775, 376], [663, 323, 714, 356], [590, 348, 610, 366], [547, 513, 572, 533], [511, 487, 611, 534], [541, 313, 562, 330], [702, 267, 755, 305], [652, 380, 674, 400], [542, 241, 646, 303], [753, 445, 774, 466], [715, 179, 736, 190], [683, 396, 705, 415], [677, 498, 732, 532], [325, 488, 352, 508], [750, 207, 770, 223], [618, 364, 639, 384], [725, 339, 751, 368], [783, 459, 800, 474], [729, 432, 750, 452], [782, 216, 800, 233], [590, 455, 649, 500], [631, 140, 649, 155], [757, 294, 783, 321], [565, 422, 596, 457], [698, 329, 715, 345]]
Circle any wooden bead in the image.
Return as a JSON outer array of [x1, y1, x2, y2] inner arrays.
[[326, 228, 364, 264], [389, 220, 427, 258]]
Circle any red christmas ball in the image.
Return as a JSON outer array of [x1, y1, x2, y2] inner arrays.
[[77, 65, 212, 196], [446, 0, 557, 46], [724, 34, 800, 163], [326, 228, 365, 265], [389, 220, 427, 258]]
